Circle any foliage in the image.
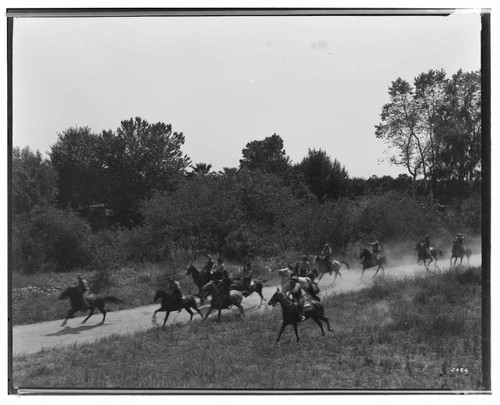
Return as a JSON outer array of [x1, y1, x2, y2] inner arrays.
[[12, 207, 92, 273], [49, 118, 191, 227], [239, 133, 291, 177], [12, 147, 58, 215], [296, 148, 349, 201], [375, 69, 481, 193]]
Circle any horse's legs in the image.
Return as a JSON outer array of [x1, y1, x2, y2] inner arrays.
[[62, 308, 78, 326], [163, 311, 170, 327], [217, 309, 222, 322], [318, 272, 324, 282], [185, 307, 194, 321], [312, 317, 325, 336], [82, 308, 95, 324], [276, 322, 287, 343], [320, 315, 333, 331], [292, 323, 300, 342], [235, 303, 245, 317], [99, 308, 107, 325], [202, 307, 214, 322]]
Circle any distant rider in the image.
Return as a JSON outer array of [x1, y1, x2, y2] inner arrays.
[[298, 255, 311, 277], [76, 275, 89, 310], [289, 275, 306, 321], [167, 277, 183, 310], [366, 240, 382, 258], [422, 234, 431, 257], [453, 233, 465, 252], [202, 254, 215, 279], [321, 243, 334, 274]]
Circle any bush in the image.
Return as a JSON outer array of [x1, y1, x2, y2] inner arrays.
[[12, 207, 92, 273]]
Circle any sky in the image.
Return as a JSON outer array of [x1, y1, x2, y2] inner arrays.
[[12, 12, 481, 178]]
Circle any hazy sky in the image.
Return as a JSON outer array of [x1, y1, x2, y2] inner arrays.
[[12, 12, 481, 178]]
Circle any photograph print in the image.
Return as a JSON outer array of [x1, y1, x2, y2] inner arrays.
[[8, 8, 489, 393]]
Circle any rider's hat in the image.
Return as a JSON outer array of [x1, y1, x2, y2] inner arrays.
[[302, 255, 308, 260], [217, 257, 224, 263]]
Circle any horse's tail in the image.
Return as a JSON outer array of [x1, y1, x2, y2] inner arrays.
[[104, 295, 122, 303], [341, 261, 350, 270]]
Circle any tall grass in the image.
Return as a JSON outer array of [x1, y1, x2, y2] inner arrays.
[[13, 267, 483, 390]]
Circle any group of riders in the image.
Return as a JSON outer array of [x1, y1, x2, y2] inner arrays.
[[70, 232, 467, 321]]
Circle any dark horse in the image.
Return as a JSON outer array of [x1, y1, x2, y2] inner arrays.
[[450, 241, 472, 267], [230, 275, 267, 306], [268, 288, 333, 343], [58, 286, 122, 326], [314, 256, 350, 281], [416, 242, 443, 270], [186, 264, 213, 298], [152, 289, 203, 327], [360, 248, 386, 278], [201, 280, 244, 322]]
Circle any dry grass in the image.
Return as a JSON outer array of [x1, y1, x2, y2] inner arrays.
[[12, 267, 484, 391]]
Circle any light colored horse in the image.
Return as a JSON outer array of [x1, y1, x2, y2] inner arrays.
[[273, 268, 320, 300], [314, 256, 350, 281]]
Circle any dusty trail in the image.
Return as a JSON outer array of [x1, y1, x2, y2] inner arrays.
[[13, 256, 481, 356]]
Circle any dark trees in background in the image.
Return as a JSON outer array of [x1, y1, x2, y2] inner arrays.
[[375, 69, 481, 196], [239, 133, 291, 177], [12, 147, 58, 215], [49, 118, 191, 227], [296, 148, 349, 201]]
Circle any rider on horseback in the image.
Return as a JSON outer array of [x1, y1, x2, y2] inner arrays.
[[289, 275, 306, 321], [298, 255, 311, 277], [75, 275, 89, 310], [423, 234, 431, 257], [167, 277, 183, 310], [202, 254, 215, 278], [321, 243, 334, 274], [366, 240, 382, 260]]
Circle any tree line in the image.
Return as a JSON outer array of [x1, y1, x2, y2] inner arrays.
[[11, 69, 481, 273]]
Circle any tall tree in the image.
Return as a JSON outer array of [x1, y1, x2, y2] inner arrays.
[[12, 147, 58, 215], [296, 148, 349, 201], [239, 133, 291, 176], [49, 127, 102, 209], [375, 69, 481, 193]]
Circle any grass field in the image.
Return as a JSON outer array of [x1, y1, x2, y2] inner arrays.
[[12, 266, 484, 391], [11, 258, 280, 326]]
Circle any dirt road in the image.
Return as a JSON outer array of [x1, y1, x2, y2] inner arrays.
[[12, 256, 481, 356]]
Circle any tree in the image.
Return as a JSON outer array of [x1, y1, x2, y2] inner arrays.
[[296, 149, 349, 201], [12, 147, 58, 215], [49, 127, 102, 209], [187, 162, 215, 178], [375, 69, 481, 194], [434, 70, 481, 183], [239, 133, 291, 176]]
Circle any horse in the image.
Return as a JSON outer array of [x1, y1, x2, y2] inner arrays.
[[230, 275, 267, 306], [275, 268, 320, 301], [152, 289, 203, 327], [360, 248, 386, 278], [268, 288, 333, 343], [186, 264, 213, 297], [200, 280, 244, 322], [450, 242, 472, 267], [58, 286, 122, 326], [314, 256, 350, 281], [415, 242, 443, 270]]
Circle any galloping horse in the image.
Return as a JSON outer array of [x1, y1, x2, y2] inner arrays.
[[152, 289, 203, 328], [186, 264, 213, 297], [314, 256, 350, 281], [415, 242, 443, 270], [360, 248, 386, 278], [230, 276, 267, 306], [200, 280, 244, 322], [275, 268, 320, 301], [450, 242, 472, 267], [58, 286, 122, 326], [268, 288, 333, 343]]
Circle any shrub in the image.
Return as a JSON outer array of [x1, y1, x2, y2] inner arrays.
[[12, 207, 92, 273]]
